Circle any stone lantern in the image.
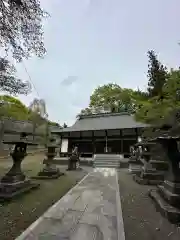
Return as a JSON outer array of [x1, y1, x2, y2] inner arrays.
[[35, 138, 64, 179], [148, 111, 180, 223], [0, 131, 39, 200]]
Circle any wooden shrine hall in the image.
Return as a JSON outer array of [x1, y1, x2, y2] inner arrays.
[[51, 112, 148, 158]]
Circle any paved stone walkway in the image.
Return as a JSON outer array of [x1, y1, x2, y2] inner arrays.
[[16, 168, 125, 240]]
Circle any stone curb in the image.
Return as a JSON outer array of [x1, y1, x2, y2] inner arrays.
[[116, 171, 126, 240]]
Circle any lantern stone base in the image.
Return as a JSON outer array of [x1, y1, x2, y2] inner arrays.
[[128, 159, 142, 174], [34, 166, 64, 179], [0, 179, 39, 201], [149, 181, 180, 224], [133, 170, 164, 185]]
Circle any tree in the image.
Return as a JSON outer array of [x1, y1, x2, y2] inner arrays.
[[0, 0, 48, 95], [162, 69, 180, 105], [0, 58, 31, 94], [135, 68, 180, 125], [89, 83, 137, 113], [90, 83, 121, 112], [147, 50, 167, 98], [0, 95, 29, 120], [48, 121, 61, 127], [0, 0, 48, 61], [77, 107, 93, 118], [63, 123, 68, 128], [28, 98, 48, 141], [28, 98, 47, 118], [77, 83, 149, 118]]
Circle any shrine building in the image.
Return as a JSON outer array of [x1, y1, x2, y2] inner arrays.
[[51, 112, 148, 158]]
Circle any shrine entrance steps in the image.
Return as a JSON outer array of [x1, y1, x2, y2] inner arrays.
[[93, 154, 121, 168], [16, 168, 125, 240]]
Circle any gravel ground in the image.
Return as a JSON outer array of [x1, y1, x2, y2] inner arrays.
[[118, 169, 180, 240]]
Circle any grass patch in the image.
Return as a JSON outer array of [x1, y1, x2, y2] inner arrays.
[[0, 154, 87, 240]]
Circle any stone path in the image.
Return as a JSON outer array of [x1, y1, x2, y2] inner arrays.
[[16, 168, 125, 240]]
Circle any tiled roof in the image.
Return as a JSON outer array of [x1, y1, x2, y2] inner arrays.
[[51, 112, 148, 133]]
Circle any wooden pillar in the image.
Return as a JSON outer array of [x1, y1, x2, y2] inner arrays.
[[92, 131, 95, 154], [59, 134, 62, 155], [120, 130, 123, 154], [121, 140, 123, 154], [105, 130, 108, 153], [135, 128, 138, 141]]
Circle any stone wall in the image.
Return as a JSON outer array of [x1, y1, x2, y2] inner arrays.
[[0, 119, 46, 156]]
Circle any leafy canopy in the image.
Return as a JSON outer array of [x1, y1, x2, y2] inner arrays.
[[0, 58, 31, 94], [147, 50, 167, 98], [0, 95, 29, 120], [0, 0, 48, 61], [0, 0, 48, 95]]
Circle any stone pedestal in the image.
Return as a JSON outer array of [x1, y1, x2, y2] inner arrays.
[[35, 142, 64, 179], [134, 168, 164, 185], [134, 149, 164, 185], [149, 137, 180, 223], [128, 145, 143, 174], [0, 138, 39, 201], [0, 179, 39, 200], [128, 157, 142, 174], [37, 161, 64, 179], [67, 154, 80, 171]]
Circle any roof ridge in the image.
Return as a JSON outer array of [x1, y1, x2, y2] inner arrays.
[[79, 112, 131, 120]]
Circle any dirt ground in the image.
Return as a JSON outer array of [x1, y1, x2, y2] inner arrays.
[[118, 169, 180, 240]]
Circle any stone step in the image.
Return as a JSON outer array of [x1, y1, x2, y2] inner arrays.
[[94, 164, 120, 168], [94, 160, 120, 164], [95, 155, 120, 158], [94, 155, 121, 159], [94, 155, 121, 168], [94, 165, 119, 168], [94, 159, 120, 162], [94, 163, 120, 167], [94, 161, 120, 164], [94, 157, 120, 161], [94, 160, 120, 163]]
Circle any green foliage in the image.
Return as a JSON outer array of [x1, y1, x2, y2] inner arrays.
[[0, 95, 60, 125], [135, 68, 180, 125], [48, 121, 61, 127], [78, 50, 180, 129], [0, 0, 48, 61], [0, 0, 48, 96], [0, 95, 29, 120], [147, 50, 167, 98], [78, 83, 150, 117], [163, 69, 180, 105], [0, 58, 31, 95], [88, 83, 142, 114], [63, 123, 68, 128], [77, 107, 93, 117], [90, 83, 121, 111]]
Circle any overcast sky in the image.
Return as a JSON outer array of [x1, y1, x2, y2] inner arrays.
[[16, 0, 180, 126]]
